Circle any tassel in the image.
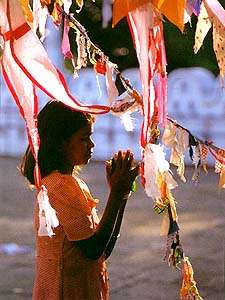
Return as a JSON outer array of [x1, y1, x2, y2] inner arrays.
[[143, 143, 170, 199], [160, 213, 170, 236], [189, 133, 198, 160], [214, 148, 225, 173], [62, 17, 76, 72], [94, 56, 106, 75], [105, 60, 118, 106], [218, 167, 225, 192], [37, 186, 59, 237], [111, 95, 140, 131], [162, 121, 180, 166], [168, 205, 179, 235], [164, 170, 178, 190], [168, 232, 183, 268], [191, 143, 201, 183], [180, 257, 203, 300], [115, 73, 127, 95], [76, 0, 84, 12], [177, 127, 189, 182], [200, 143, 208, 174], [75, 29, 88, 74], [164, 231, 177, 261]]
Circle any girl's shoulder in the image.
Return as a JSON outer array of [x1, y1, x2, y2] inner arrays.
[[42, 171, 89, 194], [42, 171, 75, 189]]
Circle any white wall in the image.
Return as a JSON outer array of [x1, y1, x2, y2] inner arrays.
[[1, 66, 225, 163], [1, 20, 225, 162]]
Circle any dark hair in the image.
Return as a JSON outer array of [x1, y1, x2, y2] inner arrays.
[[20, 99, 95, 185]]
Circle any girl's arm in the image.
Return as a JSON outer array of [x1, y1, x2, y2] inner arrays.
[[75, 150, 139, 260], [103, 199, 127, 259]]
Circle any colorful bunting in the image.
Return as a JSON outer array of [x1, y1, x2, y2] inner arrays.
[[151, 118, 204, 299], [1, 0, 225, 299], [166, 118, 225, 190]]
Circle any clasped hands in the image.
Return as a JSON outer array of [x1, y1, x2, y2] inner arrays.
[[105, 149, 141, 198]]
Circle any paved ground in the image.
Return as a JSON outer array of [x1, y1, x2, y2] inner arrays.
[[0, 157, 224, 300]]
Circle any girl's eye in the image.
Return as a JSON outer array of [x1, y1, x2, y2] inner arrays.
[[81, 136, 90, 141]]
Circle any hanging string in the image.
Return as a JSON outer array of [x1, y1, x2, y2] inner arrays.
[[57, 5, 225, 164], [167, 117, 225, 167], [56, 4, 143, 104]]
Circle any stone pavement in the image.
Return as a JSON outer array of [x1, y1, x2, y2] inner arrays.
[[0, 157, 224, 300]]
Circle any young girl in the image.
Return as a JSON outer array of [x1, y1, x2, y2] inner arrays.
[[20, 99, 140, 300]]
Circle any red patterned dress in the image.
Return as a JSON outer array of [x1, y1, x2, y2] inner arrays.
[[32, 171, 109, 300]]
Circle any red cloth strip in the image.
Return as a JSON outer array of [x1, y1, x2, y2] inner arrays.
[[2, 22, 31, 42]]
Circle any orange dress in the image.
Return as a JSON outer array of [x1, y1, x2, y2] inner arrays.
[[32, 171, 109, 300]]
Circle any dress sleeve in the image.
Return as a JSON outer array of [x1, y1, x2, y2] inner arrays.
[[44, 173, 97, 241]]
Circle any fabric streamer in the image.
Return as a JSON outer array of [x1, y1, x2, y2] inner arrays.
[[127, 2, 155, 148], [180, 257, 203, 300], [62, 17, 75, 65], [212, 16, 225, 85], [193, 0, 201, 15], [185, 0, 201, 23], [176, 127, 189, 182], [19, 0, 34, 25], [194, 0, 225, 84], [143, 143, 170, 199], [191, 143, 201, 183], [151, 0, 187, 32], [37, 186, 59, 236], [127, 2, 167, 196], [112, 0, 151, 28], [194, 1, 212, 52], [200, 143, 208, 174], [218, 167, 225, 191], [204, 0, 225, 27], [75, 0, 84, 12], [105, 60, 119, 106], [162, 121, 180, 165]]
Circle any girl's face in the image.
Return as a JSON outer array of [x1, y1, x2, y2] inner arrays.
[[63, 122, 95, 167]]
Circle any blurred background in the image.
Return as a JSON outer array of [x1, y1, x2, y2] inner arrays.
[[0, 0, 225, 162], [0, 2, 225, 300]]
